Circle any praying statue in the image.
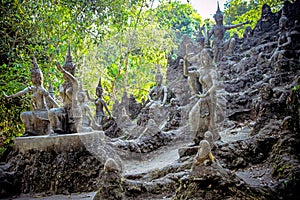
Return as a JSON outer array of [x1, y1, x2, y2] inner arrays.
[[205, 2, 248, 62], [48, 43, 82, 134], [3, 57, 58, 136]]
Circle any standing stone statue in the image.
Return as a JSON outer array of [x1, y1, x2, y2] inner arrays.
[[3, 57, 58, 136], [205, 2, 248, 62], [48, 43, 82, 134], [85, 77, 111, 130], [182, 47, 221, 144]]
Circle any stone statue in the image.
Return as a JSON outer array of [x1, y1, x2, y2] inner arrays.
[[93, 158, 124, 200], [205, 2, 248, 62], [253, 4, 278, 36], [196, 24, 206, 51], [78, 82, 101, 132], [85, 77, 111, 130], [147, 66, 168, 108], [193, 140, 215, 166], [48, 43, 82, 134], [162, 98, 181, 131], [269, 9, 292, 63], [182, 47, 221, 144], [3, 57, 58, 136]]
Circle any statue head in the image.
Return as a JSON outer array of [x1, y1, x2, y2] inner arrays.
[[200, 48, 214, 67], [78, 91, 85, 103], [63, 42, 76, 75], [214, 2, 223, 24], [260, 83, 272, 100], [31, 57, 43, 86], [279, 8, 288, 30], [197, 140, 211, 159], [96, 77, 103, 97], [262, 4, 271, 19], [155, 66, 163, 86]]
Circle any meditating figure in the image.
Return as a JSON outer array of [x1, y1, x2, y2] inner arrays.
[[182, 47, 220, 144], [269, 9, 292, 63], [205, 2, 248, 62], [3, 57, 58, 136], [147, 66, 168, 109], [48, 43, 82, 134]]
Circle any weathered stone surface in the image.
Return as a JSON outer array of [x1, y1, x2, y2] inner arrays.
[[14, 131, 106, 153]]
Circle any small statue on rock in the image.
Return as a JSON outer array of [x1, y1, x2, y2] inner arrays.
[[3, 57, 58, 136], [193, 140, 215, 167], [93, 158, 124, 200], [85, 77, 111, 130], [269, 8, 292, 64]]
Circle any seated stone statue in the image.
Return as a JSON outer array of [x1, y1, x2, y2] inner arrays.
[[269, 10, 292, 63], [205, 2, 248, 62], [3, 57, 58, 136], [146, 66, 168, 109], [48, 44, 82, 134], [193, 140, 215, 167], [162, 98, 181, 131], [85, 77, 111, 130], [182, 47, 221, 144]]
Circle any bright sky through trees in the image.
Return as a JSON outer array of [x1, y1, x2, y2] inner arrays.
[[186, 0, 227, 19]]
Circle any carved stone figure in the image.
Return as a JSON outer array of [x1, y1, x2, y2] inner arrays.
[[48, 43, 82, 134], [193, 140, 215, 166], [3, 57, 58, 136], [93, 158, 124, 200], [205, 2, 248, 62], [253, 4, 278, 36], [162, 98, 181, 131], [196, 24, 206, 51], [85, 77, 111, 130], [182, 47, 221, 144], [269, 9, 292, 63], [147, 66, 168, 108], [128, 94, 142, 120]]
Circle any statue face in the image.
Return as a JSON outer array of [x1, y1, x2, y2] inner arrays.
[[214, 14, 223, 24], [78, 92, 85, 102], [96, 87, 103, 97], [156, 75, 162, 85]]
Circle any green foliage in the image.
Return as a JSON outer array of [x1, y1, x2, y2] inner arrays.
[[223, 0, 289, 37], [153, 1, 203, 40]]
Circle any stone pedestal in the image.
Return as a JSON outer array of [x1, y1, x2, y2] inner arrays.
[[14, 131, 107, 153]]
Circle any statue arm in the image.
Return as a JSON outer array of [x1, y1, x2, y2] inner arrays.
[[182, 58, 199, 77], [148, 88, 154, 102], [102, 99, 111, 116], [56, 61, 79, 105], [279, 33, 292, 47], [225, 21, 249, 30], [44, 90, 59, 108], [162, 86, 168, 105], [84, 90, 95, 102], [205, 26, 214, 44], [3, 87, 31, 98]]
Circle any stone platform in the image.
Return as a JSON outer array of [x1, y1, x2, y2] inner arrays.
[[14, 131, 107, 153]]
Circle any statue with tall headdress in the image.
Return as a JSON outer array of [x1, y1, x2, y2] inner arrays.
[[205, 1, 249, 63], [85, 76, 111, 130], [3, 57, 58, 136], [48, 42, 82, 134]]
